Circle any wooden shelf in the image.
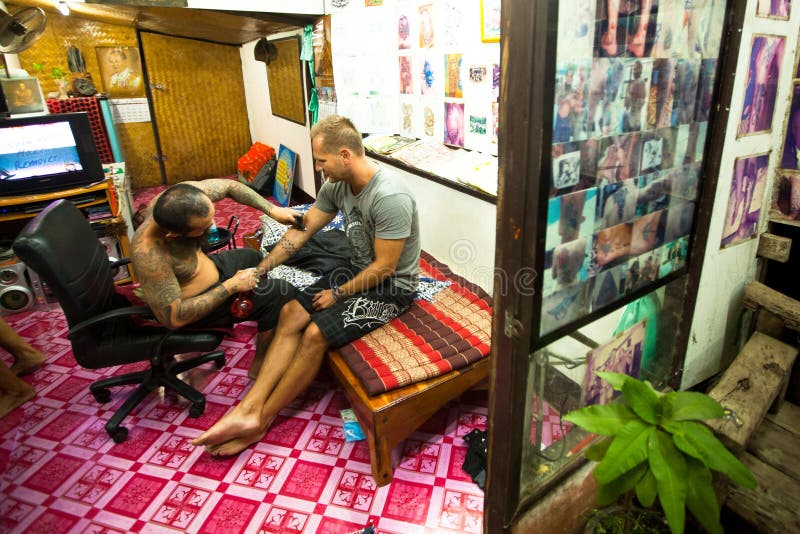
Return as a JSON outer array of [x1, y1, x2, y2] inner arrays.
[[0, 178, 135, 284]]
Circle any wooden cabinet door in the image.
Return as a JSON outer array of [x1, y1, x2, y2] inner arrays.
[[140, 32, 251, 184]]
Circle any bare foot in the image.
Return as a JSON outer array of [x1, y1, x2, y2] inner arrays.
[[0, 382, 35, 418], [191, 406, 262, 448], [206, 416, 274, 456], [601, 27, 618, 57], [627, 29, 646, 57], [10, 349, 46, 376]]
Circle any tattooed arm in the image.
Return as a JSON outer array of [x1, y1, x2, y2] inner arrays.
[[187, 179, 302, 226], [132, 235, 256, 329], [256, 205, 335, 275]]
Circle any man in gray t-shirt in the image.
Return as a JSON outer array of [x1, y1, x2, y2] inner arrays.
[[193, 115, 421, 457]]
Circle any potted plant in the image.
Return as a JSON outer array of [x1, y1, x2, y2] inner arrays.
[[563, 371, 757, 534], [32, 62, 69, 99]]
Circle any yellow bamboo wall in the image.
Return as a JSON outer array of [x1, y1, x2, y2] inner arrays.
[[11, 6, 162, 189]]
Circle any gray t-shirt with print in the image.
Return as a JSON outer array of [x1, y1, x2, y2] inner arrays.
[[314, 166, 420, 292]]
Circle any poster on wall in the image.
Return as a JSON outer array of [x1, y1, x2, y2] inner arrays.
[[539, 0, 728, 340], [780, 83, 800, 171], [771, 172, 800, 223], [737, 34, 785, 137], [96, 47, 145, 98], [274, 145, 297, 207], [721, 152, 769, 248], [581, 319, 646, 406], [756, 0, 792, 18]]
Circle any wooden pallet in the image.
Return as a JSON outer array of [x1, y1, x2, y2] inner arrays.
[[725, 402, 800, 532]]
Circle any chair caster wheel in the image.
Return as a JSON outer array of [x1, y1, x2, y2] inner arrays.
[[213, 356, 225, 369], [189, 401, 205, 418], [92, 389, 111, 403], [109, 426, 128, 443]]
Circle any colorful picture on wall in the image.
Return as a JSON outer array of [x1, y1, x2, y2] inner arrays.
[[737, 35, 785, 137], [444, 54, 462, 98], [480, 0, 501, 43], [419, 4, 435, 48], [444, 102, 464, 147], [756, 0, 791, 18], [721, 153, 769, 248], [0, 76, 45, 115], [399, 56, 413, 94], [96, 46, 145, 98], [581, 319, 646, 406], [780, 83, 800, 171], [274, 145, 297, 207]]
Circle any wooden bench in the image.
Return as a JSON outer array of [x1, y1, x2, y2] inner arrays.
[[329, 350, 489, 485]]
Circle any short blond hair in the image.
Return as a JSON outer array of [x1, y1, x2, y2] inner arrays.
[[310, 115, 364, 156]]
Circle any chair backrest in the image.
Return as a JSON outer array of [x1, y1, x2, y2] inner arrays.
[[13, 200, 125, 357]]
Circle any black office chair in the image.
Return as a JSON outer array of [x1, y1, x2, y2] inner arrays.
[[13, 199, 227, 443]]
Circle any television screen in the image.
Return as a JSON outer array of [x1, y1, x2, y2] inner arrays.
[[0, 121, 84, 180], [0, 113, 104, 196]]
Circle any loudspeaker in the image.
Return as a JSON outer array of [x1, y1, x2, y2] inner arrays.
[[0, 259, 36, 315]]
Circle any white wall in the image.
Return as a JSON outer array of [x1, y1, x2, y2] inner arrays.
[[240, 33, 316, 197], [682, 2, 800, 388]]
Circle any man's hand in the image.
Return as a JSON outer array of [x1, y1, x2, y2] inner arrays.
[[269, 206, 305, 227], [228, 267, 261, 294], [312, 289, 337, 311]]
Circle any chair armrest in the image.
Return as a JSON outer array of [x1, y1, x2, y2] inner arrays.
[[67, 305, 154, 339], [110, 258, 132, 268]]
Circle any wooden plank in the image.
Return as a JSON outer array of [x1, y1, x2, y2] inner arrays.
[[748, 418, 800, 482], [757, 233, 792, 263], [766, 401, 800, 436], [726, 451, 800, 532], [743, 281, 800, 332], [706, 332, 797, 450]]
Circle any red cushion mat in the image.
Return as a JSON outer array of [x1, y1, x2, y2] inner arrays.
[[337, 251, 493, 396]]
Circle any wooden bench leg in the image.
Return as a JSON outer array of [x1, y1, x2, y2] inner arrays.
[[367, 428, 394, 486]]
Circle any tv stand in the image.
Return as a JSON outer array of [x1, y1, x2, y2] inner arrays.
[[0, 179, 136, 284]]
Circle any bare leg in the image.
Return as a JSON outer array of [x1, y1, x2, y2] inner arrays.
[[0, 317, 45, 376], [627, 0, 652, 57], [0, 362, 35, 418], [192, 301, 310, 448], [601, 0, 620, 57], [248, 329, 274, 380], [207, 323, 330, 456]]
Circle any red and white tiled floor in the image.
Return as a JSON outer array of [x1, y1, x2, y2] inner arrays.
[[0, 309, 488, 534], [1, 182, 489, 533]]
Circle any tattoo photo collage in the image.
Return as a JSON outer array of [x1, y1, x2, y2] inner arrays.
[[540, 0, 726, 336]]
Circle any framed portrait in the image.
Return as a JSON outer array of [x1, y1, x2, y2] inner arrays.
[[756, 0, 791, 19], [480, 0, 501, 43], [721, 152, 770, 248], [737, 35, 785, 137], [1, 77, 46, 115], [96, 46, 146, 98]]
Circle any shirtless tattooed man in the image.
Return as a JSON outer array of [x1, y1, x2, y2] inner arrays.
[[131, 179, 302, 378]]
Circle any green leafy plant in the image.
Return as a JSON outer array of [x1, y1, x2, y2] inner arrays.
[[563, 372, 757, 534], [32, 62, 66, 79]]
